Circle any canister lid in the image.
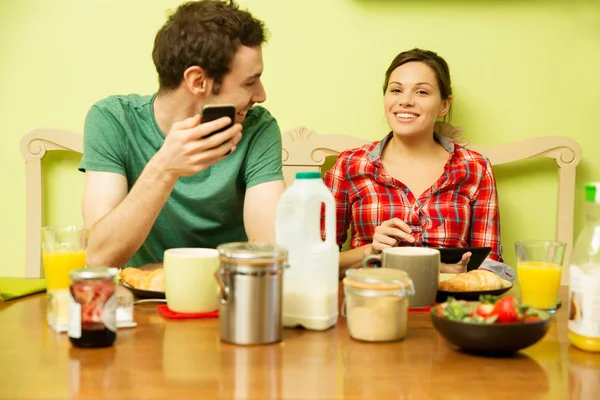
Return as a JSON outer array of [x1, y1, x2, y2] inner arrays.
[[217, 242, 288, 264], [343, 268, 414, 294], [70, 266, 118, 281]]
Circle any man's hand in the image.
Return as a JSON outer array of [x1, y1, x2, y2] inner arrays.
[[371, 218, 416, 253], [152, 114, 243, 178], [440, 252, 471, 274]]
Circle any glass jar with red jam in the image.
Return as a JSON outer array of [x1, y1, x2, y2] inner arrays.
[[68, 267, 118, 348]]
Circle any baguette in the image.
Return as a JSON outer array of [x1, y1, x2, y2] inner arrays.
[[438, 269, 503, 292]]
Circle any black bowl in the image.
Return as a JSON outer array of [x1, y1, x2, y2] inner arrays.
[[431, 304, 552, 354]]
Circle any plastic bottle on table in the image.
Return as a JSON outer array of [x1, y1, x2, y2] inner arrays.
[[568, 183, 600, 352], [275, 171, 339, 330]]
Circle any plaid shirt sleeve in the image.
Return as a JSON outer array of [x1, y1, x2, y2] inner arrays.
[[469, 158, 504, 263], [323, 152, 353, 248]]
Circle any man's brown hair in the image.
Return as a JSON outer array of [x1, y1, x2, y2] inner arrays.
[[152, 0, 268, 94]]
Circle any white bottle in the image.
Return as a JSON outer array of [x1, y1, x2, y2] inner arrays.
[[568, 182, 600, 352], [276, 171, 339, 330]]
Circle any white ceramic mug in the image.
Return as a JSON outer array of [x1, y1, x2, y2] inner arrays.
[[164, 248, 220, 313]]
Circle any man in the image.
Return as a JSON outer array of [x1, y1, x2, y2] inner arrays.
[[79, 0, 285, 268]]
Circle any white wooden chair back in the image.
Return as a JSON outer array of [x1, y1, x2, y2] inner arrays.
[[281, 126, 582, 284], [21, 126, 582, 284]]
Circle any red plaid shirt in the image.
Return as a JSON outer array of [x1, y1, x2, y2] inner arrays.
[[323, 133, 504, 263]]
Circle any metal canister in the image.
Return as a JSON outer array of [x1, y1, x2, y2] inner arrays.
[[215, 242, 288, 345]]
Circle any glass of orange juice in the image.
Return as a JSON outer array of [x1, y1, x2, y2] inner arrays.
[[515, 240, 566, 313], [41, 226, 87, 331]]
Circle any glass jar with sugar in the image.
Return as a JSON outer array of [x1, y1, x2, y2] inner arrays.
[[343, 268, 414, 342]]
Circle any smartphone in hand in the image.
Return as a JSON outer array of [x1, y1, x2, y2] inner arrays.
[[201, 104, 236, 138]]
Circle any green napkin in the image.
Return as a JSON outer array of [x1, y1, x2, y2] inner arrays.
[[0, 278, 46, 301]]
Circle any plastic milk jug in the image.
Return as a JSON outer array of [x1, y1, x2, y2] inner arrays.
[[276, 172, 339, 330]]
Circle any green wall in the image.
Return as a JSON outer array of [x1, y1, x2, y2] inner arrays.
[[1, 0, 599, 277]]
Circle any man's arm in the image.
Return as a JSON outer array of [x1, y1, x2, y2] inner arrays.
[[83, 167, 178, 268], [243, 180, 285, 243], [83, 114, 242, 268]]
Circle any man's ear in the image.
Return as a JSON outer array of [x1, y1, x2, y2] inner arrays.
[[183, 66, 213, 96], [438, 95, 452, 117]]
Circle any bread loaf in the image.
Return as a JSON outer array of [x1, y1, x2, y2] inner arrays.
[[438, 269, 503, 292], [119, 268, 166, 292], [119, 268, 147, 288], [138, 268, 165, 292]]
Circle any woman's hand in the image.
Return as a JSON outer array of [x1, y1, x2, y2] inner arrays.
[[371, 218, 416, 253], [440, 252, 471, 274]]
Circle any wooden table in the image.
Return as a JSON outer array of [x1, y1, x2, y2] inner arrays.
[[0, 287, 597, 400]]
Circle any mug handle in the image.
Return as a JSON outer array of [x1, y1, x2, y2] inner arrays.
[[362, 254, 382, 268]]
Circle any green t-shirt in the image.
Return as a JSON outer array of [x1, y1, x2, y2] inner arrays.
[[79, 93, 283, 267]]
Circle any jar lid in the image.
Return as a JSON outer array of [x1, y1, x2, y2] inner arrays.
[[343, 268, 414, 294], [70, 266, 118, 281], [217, 242, 287, 264]]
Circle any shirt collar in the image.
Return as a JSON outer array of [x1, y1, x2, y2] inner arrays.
[[368, 132, 455, 162]]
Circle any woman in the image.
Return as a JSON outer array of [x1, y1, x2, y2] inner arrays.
[[324, 48, 514, 280]]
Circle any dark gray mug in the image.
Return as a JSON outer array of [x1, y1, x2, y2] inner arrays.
[[363, 247, 440, 308]]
